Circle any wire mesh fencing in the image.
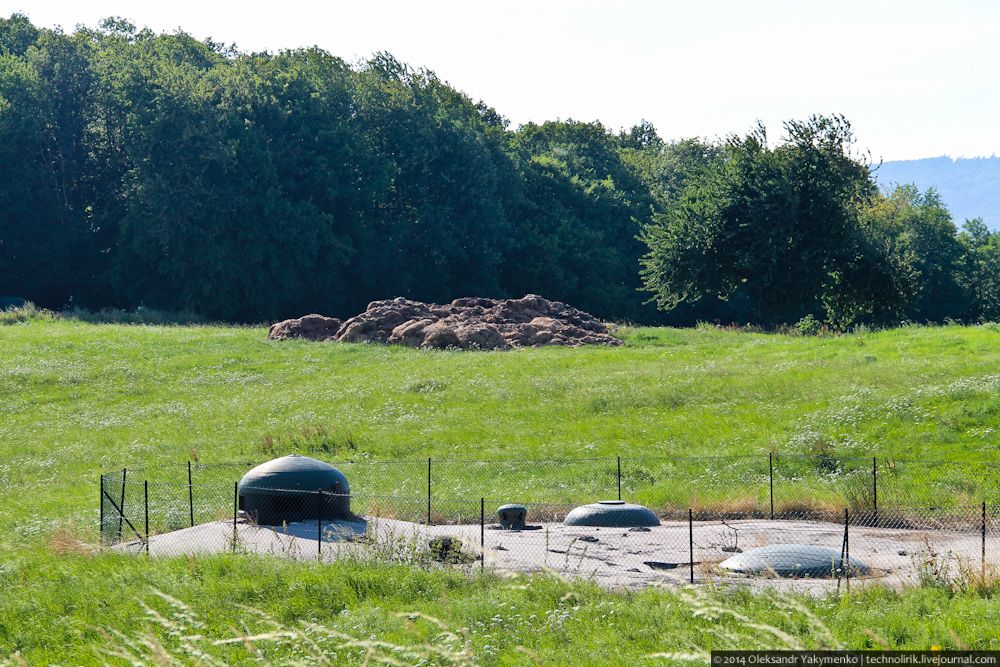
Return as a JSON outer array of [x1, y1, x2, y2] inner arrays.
[[100, 471, 1000, 591], [106, 486, 486, 574], [480, 503, 1000, 590], [100, 452, 1000, 532]]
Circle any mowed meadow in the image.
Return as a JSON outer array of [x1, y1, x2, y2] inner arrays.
[[2, 318, 1000, 663]]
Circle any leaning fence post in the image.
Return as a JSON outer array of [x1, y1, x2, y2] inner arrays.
[[617, 456, 621, 501], [768, 453, 774, 519], [232, 481, 238, 554], [117, 467, 127, 541], [872, 456, 878, 522], [427, 457, 432, 525], [99, 474, 105, 543], [187, 460, 194, 527], [480, 497, 485, 573], [317, 489, 323, 561], [688, 508, 694, 584], [144, 480, 149, 555]]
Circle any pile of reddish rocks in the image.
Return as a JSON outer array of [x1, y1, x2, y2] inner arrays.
[[267, 294, 622, 350]]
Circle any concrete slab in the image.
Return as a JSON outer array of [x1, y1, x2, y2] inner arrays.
[[113, 516, 997, 592]]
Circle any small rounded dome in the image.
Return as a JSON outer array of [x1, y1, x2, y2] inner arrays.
[[563, 500, 660, 527], [496, 503, 528, 529]]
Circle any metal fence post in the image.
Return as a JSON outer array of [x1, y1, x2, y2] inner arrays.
[[427, 457, 432, 525], [688, 508, 694, 584], [232, 481, 238, 554], [144, 480, 149, 555], [983, 501, 987, 579], [188, 460, 194, 527], [480, 497, 485, 573], [872, 456, 878, 521], [117, 467, 127, 541], [768, 453, 774, 519], [617, 456, 621, 501], [99, 474, 104, 542], [844, 507, 850, 590], [317, 489, 323, 561]]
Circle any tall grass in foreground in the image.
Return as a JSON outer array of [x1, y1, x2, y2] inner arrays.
[[97, 589, 475, 666], [0, 587, 850, 666], [648, 588, 844, 661], [3, 546, 999, 663]]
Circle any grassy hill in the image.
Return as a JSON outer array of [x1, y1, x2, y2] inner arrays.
[[1, 318, 999, 663], [876, 156, 1000, 229]]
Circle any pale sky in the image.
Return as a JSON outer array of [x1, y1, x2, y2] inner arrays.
[[4, 0, 1000, 161]]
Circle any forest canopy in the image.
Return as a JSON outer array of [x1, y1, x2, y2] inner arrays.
[[1, 14, 998, 327]]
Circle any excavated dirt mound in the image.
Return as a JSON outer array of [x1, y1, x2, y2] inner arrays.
[[266, 314, 343, 341], [268, 294, 622, 350]]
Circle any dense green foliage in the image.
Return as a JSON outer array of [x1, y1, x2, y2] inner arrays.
[[0, 15, 659, 323], [640, 117, 1000, 327], [2, 15, 998, 326]]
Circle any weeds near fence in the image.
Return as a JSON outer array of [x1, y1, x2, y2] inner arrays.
[[914, 545, 1000, 593]]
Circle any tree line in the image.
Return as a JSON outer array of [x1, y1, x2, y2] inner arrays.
[[1, 15, 998, 327]]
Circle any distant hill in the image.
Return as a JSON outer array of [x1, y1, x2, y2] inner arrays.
[[874, 156, 1000, 230]]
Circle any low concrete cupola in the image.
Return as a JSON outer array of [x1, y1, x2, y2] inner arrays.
[[238, 454, 350, 525], [563, 500, 660, 528], [719, 544, 869, 578]]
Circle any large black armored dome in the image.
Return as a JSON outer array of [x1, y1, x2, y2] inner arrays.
[[238, 454, 350, 525]]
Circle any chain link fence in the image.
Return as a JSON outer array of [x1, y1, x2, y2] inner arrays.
[[100, 453, 1000, 544], [98, 454, 1000, 590], [102, 486, 999, 590]]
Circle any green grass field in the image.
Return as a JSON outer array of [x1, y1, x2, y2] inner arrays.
[[2, 318, 999, 663]]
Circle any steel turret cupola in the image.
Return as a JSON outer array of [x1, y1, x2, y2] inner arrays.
[[238, 454, 350, 525]]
